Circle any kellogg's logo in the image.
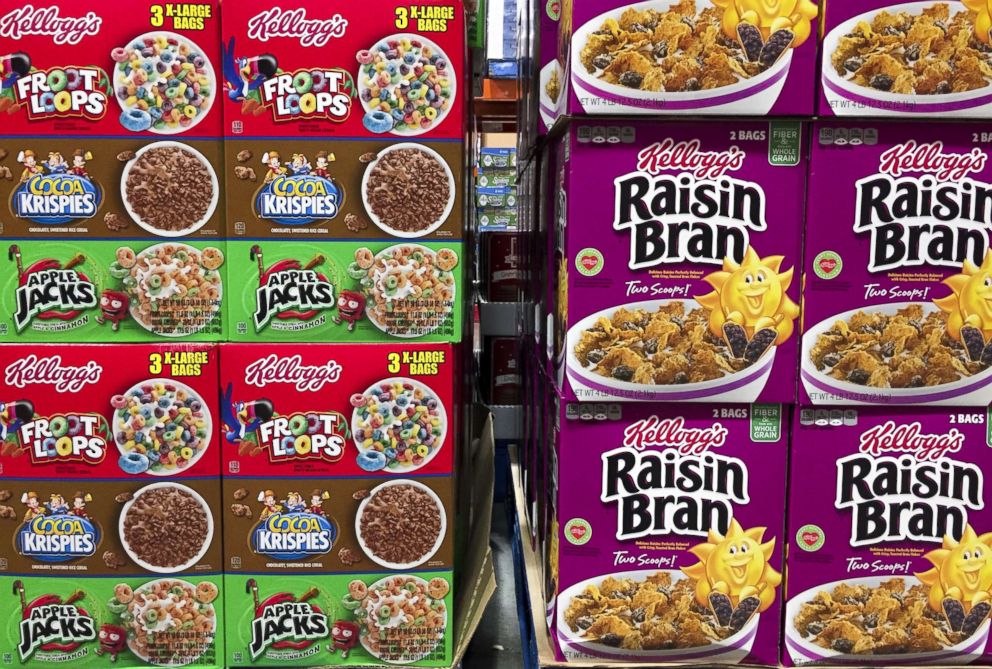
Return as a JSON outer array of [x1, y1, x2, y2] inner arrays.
[[857, 141, 992, 272], [614, 139, 766, 270], [246, 7, 348, 47], [5, 354, 102, 392], [858, 420, 963, 461], [622, 415, 728, 453], [0, 5, 102, 45], [244, 354, 342, 392]]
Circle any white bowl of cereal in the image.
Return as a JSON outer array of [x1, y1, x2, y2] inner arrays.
[[801, 302, 992, 405], [122, 577, 218, 667], [822, 2, 992, 117], [357, 574, 448, 663], [540, 60, 563, 129], [557, 569, 759, 663], [786, 576, 990, 665], [120, 141, 219, 238], [361, 143, 455, 239], [355, 479, 446, 569], [566, 299, 777, 403], [570, 0, 794, 115], [118, 482, 214, 574]]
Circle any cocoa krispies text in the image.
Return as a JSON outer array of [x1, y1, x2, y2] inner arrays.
[[819, 0, 992, 117], [221, 0, 463, 140], [545, 399, 787, 664], [219, 343, 455, 477], [554, 120, 804, 405], [785, 407, 992, 665], [557, 0, 819, 117], [802, 122, 992, 405], [0, 344, 219, 478]]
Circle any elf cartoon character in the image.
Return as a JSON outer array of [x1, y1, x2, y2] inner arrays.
[[309, 490, 329, 516], [70, 150, 92, 178], [262, 152, 287, 184], [17, 150, 42, 182], [288, 153, 311, 176], [284, 491, 306, 514], [20, 492, 43, 522], [70, 492, 92, 519], [44, 152, 68, 174], [46, 494, 69, 515], [95, 290, 130, 331], [312, 151, 334, 179], [333, 291, 366, 332], [258, 490, 283, 521]]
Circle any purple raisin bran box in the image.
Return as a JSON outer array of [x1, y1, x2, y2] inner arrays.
[[819, 1, 992, 118], [785, 407, 992, 666], [802, 122, 992, 406], [556, 120, 804, 404], [550, 401, 787, 664], [559, 0, 819, 117], [538, 0, 562, 133]]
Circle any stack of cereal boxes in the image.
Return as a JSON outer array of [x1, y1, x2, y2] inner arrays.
[[0, 2, 227, 668], [785, 0, 992, 663], [218, 1, 463, 666]]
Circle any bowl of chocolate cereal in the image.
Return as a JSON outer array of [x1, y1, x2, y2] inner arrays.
[[801, 302, 992, 405], [118, 482, 213, 574], [355, 479, 446, 569], [823, 2, 992, 117], [121, 141, 219, 237], [570, 0, 797, 115], [361, 143, 455, 239]]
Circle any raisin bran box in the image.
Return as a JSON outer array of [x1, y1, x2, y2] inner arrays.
[[784, 407, 992, 665], [0, 1, 221, 138], [802, 122, 992, 405], [223, 570, 453, 667], [555, 120, 805, 404], [220, 0, 464, 140], [558, 0, 819, 117], [219, 343, 455, 478], [819, 1, 992, 118], [537, 0, 562, 134], [549, 401, 787, 664], [0, 344, 219, 478]]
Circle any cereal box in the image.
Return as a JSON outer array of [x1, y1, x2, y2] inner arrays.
[[802, 122, 992, 405], [784, 407, 992, 665], [0, 239, 224, 341], [0, 138, 223, 240], [557, 0, 819, 117], [819, 1, 992, 118], [555, 120, 805, 404], [549, 400, 787, 665], [0, 344, 219, 478], [225, 241, 461, 342], [219, 343, 455, 477], [538, 0, 563, 133], [223, 571, 453, 667], [0, 574, 224, 668], [0, 1, 221, 138], [225, 139, 462, 241], [220, 1, 464, 140], [221, 476, 454, 573]]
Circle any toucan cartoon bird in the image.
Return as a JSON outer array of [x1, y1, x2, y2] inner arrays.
[[222, 37, 278, 101], [0, 400, 34, 442], [1, 52, 31, 89], [221, 383, 274, 444]]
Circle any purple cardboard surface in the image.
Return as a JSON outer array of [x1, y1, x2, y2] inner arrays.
[[550, 401, 787, 665], [819, 0, 992, 118], [785, 406, 992, 666], [802, 121, 992, 405], [555, 120, 805, 405], [559, 0, 819, 117]]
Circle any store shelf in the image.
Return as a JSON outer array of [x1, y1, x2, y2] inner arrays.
[[489, 404, 523, 442], [479, 300, 526, 337]]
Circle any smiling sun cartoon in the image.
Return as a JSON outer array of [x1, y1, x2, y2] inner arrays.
[[681, 519, 781, 630], [934, 251, 992, 363], [711, 0, 818, 44], [963, 0, 992, 45], [696, 247, 799, 363], [916, 524, 992, 634]]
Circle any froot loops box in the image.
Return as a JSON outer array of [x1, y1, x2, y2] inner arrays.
[[219, 343, 455, 478], [785, 407, 992, 666], [220, 0, 464, 140], [0, 1, 221, 137], [802, 122, 992, 405], [0, 344, 219, 478]]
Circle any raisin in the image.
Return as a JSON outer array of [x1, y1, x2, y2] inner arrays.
[[630, 22, 649, 33], [600, 633, 622, 647], [737, 22, 764, 62], [586, 349, 606, 364], [575, 616, 594, 630], [944, 598, 966, 632], [904, 44, 921, 62], [729, 596, 761, 631], [982, 342, 992, 367], [880, 341, 895, 358], [883, 26, 903, 36], [612, 365, 634, 381], [936, 81, 952, 94], [759, 29, 794, 68], [806, 621, 824, 636], [723, 323, 749, 358], [935, 20, 948, 34], [962, 601, 992, 636], [652, 42, 669, 60], [744, 328, 777, 364], [684, 77, 701, 91], [831, 638, 854, 653], [864, 613, 878, 628], [674, 372, 689, 384], [909, 375, 925, 387], [844, 57, 865, 72], [618, 71, 643, 88], [631, 608, 646, 623], [847, 369, 870, 384], [592, 54, 612, 70], [870, 74, 894, 91], [961, 325, 985, 362], [644, 338, 659, 355], [822, 353, 841, 368], [858, 325, 877, 334], [709, 592, 734, 627], [681, 17, 695, 30]]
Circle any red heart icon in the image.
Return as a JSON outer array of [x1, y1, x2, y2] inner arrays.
[[801, 531, 820, 547], [570, 525, 587, 541], [818, 258, 837, 274], [580, 255, 598, 271]]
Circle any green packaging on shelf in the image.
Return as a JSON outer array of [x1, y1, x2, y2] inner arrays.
[[225, 240, 462, 342], [479, 148, 516, 169], [474, 187, 516, 209], [478, 210, 518, 230], [475, 170, 516, 189]]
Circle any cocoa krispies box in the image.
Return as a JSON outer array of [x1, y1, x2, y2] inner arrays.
[[785, 407, 992, 665], [802, 122, 992, 405], [554, 120, 805, 404], [819, 0, 992, 118], [546, 400, 788, 665], [221, 0, 464, 140], [219, 343, 455, 477], [557, 0, 819, 117], [0, 1, 221, 137]]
